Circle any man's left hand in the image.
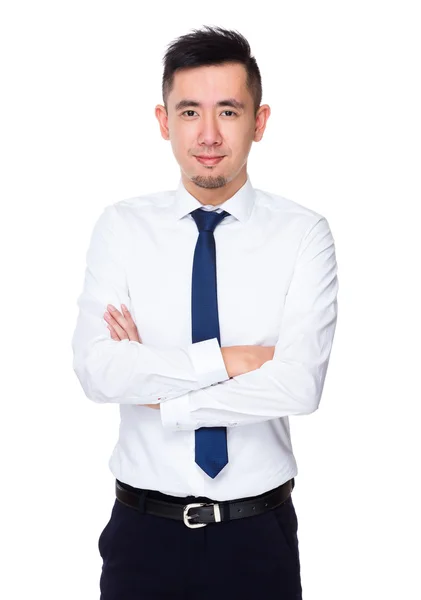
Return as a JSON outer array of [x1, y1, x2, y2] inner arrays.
[[104, 303, 160, 410], [104, 303, 141, 343]]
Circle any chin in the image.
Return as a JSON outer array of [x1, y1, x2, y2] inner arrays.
[[190, 174, 228, 189]]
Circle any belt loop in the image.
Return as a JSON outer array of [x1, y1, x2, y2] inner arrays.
[[137, 490, 147, 513]]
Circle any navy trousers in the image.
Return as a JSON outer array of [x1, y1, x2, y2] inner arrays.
[[98, 481, 302, 599]]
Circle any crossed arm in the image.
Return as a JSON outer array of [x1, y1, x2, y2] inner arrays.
[[102, 302, 275, 409], [71, 205, 279, 415], [71, 204, 338, 430]]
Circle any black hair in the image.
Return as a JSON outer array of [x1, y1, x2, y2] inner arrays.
[[162, 25, 262, 116]]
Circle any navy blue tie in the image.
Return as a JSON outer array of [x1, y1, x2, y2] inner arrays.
[[190, 207, 230, 478]]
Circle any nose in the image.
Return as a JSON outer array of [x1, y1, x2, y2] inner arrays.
[[197, 113, 223, 148]]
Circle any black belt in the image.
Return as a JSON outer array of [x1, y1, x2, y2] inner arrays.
[[115, 478, 295, 529]]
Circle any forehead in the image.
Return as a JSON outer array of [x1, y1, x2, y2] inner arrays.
[[170, 63, 249, 105]]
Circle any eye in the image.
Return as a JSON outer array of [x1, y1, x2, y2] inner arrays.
[[180, 110, 238, 117]]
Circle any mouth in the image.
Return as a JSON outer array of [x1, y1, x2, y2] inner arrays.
[[194, 156, 225, 166]]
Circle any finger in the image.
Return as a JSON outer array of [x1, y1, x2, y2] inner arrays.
[[107, 304, 139, 342], [121, 304, 142, 342], [106, 323, 120, 341], [104, 310, 129, 340]]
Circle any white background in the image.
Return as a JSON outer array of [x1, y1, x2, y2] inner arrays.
[[1, 1, 420, 598]]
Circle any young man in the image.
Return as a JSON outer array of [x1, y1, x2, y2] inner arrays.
[[72, 25, 339, 600]]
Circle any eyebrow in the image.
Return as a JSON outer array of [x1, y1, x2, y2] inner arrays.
[[174, 98, 246, 112]]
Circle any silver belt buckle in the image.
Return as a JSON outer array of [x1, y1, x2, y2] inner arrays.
[[183, 502, 222, 528]]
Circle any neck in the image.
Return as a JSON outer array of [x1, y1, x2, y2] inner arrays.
[[181, 168, 247, 206]]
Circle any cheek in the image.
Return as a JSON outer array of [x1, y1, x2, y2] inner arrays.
[[171, 129, 196, 151], [238, 132, 254, 156], [170, 137, 188, 158], [229, 139, 250, 160], [227, 125, 253, 150]]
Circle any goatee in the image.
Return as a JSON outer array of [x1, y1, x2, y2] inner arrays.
[[191, 175, 227, 189]]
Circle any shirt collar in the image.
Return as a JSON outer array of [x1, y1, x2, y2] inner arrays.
[[171, 175, 256, 223]]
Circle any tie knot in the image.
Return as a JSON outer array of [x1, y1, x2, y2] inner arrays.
[[190, 208, 230, 233]]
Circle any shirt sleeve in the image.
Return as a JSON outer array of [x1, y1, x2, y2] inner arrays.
[[160, 216, 339, 430], [71, 204, 229, 405]]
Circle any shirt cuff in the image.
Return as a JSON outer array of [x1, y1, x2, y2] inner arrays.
[[186, 338, 229, 388], [160, 394, 196, 431]]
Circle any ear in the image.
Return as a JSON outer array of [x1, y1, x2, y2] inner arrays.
[[155, 104, 170, 140], [253, 104, 271, 142]]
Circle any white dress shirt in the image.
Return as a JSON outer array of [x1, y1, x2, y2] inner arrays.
[[71, 175, 339, 500]]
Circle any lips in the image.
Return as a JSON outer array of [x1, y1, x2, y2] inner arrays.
[[195, 156, 225, 166]]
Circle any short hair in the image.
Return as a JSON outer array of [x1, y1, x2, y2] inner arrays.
[[162, 26, 262, 116]]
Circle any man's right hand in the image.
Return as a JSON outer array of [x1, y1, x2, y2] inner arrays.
[[221, 345, 275, 378]]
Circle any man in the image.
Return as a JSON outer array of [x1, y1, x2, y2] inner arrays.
[[72, 25, 339, 600]]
